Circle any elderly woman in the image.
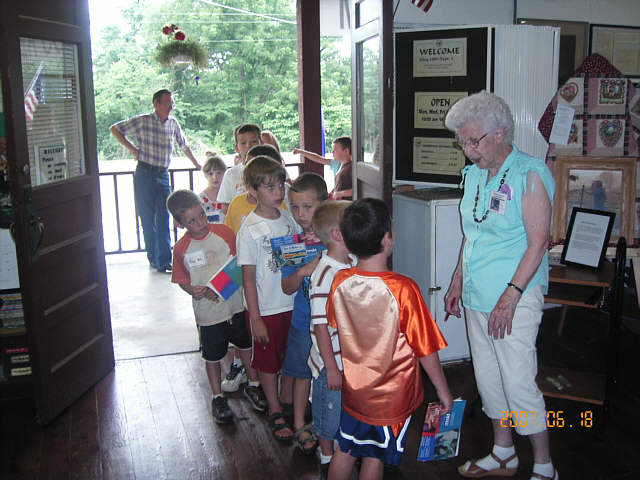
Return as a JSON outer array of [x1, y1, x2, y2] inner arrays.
[[444, 92, 557, 480]]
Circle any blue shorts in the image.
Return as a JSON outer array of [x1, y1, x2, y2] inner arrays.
[[282, 325, 312, 379], [312, 368, 342, 440], [336, 410, 412, 467]]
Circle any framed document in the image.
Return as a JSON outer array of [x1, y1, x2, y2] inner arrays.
[[589, 24, 640, 77], [561, 207, 615, 269]]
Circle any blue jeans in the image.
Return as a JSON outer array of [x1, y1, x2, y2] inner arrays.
[[134, 162, 171, 269]]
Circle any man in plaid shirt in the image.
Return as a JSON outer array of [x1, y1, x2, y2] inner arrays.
[[110, 89, 201, 273]]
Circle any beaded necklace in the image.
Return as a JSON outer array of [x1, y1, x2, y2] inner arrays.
[[473, 168, 509, 223]]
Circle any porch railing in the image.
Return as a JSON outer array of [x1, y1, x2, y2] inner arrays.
[[99, 162, 303, 255]]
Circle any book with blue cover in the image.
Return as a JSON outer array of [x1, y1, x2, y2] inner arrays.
[[417, 399, 466, 461], [270, 233, 323, 268]]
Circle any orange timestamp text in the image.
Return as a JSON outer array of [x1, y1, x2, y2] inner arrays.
[[499, 410, 594, 428]]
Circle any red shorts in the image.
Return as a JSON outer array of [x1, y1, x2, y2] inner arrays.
[[245, 310, 292, 374]]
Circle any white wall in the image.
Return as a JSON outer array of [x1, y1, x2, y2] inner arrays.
[[393, 0, 640, 27]]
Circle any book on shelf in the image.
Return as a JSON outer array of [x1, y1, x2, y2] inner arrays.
[[0, 291, 24, 328], [417, 399, 466, 462], [270, 233, 324, 268], [207, 256, 242, 301]]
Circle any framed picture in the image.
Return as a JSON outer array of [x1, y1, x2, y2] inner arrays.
[[561, 208, 615, 269], [589, 24, 640, 77], [552, 156, 636, 243], [517, 19, 588, 85]]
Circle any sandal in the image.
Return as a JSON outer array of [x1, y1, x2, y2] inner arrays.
[[531, 469, 558, 480], [458, 452, 518, 478], [293, 424, 318, 454], [267, 412, 294, 442]]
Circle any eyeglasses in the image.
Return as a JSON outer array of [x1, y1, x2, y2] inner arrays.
[[455, 132, 489, 150], [163, 102, 176, 108]]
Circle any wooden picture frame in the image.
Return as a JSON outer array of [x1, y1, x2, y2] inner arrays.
[[552, 156, 636, 243], [589, 24, 640, 77], [517, 19, 588, 85]]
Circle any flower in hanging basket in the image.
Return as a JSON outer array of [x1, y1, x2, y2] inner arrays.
[[155, 39, 209, 69], [174, 30, 186, 41]]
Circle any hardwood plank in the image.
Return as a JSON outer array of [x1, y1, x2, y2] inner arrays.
[[116, 359, 165, 480], [0, 401, 43, 480], [139, 355, 196, 479], [69, 388, 102, 480], [38, 405, 71, 480], [96, 368, 135, 480], [162, 353, 233, 479], [183, 352, 319, 480]]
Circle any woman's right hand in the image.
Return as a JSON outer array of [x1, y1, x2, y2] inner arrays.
[[444, 276, 462, 319]]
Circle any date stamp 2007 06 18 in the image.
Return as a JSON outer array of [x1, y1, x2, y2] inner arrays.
[[499, 410, 594, 429]]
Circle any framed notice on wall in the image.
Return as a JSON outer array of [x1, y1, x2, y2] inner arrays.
[[395, 26, 489, 187], [590, 24, 640, 77]]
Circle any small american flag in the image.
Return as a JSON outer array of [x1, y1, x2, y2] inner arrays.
[[24, 62, 44, 124], [410, 0, 434, 13]]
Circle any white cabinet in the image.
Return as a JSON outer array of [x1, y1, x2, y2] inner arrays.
[[392, 188, 470, 362]]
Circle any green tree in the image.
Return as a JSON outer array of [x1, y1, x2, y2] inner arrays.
[[92, 0, 351, 160]]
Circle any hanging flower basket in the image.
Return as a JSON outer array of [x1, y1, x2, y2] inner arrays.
[[155, 23, 208, 69]]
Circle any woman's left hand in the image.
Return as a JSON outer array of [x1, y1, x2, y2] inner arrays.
[[487, 288, 521, 339]]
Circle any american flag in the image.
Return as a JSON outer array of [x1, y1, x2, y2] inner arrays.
[[24, 63, 44, 124], [410, 0, 434, 13]]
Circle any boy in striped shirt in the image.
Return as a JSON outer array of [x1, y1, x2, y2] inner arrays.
[[308, 200, 353, 476]]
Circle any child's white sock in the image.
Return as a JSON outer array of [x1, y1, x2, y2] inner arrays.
[[248, 380, 260, 387], [318, 453, 332, 465], [472, 444, 518, 472], [213, 393, 224, 399], [531, 462, 556, 479], [232, 358, 242, 367]]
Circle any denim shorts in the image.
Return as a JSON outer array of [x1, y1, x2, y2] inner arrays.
[[282, 325, 312, 379], [311, 368, 342, 440]]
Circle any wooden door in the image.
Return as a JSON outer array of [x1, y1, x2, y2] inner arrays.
[[0, 0, 114, 424], [350, 0, 393, 206]]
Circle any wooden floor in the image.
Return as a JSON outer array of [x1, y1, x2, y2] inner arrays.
[[2, 308, 640, 480]]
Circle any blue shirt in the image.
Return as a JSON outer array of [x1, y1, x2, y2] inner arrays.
[[282, 242, 326, 331], [459, 144, 555, 312]]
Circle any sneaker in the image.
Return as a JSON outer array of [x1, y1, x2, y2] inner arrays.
[[243, 384, 268, 412], [211, 396, 234, 424], [221, 363, 248, 393]]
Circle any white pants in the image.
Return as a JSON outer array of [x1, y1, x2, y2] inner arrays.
[[465, 286, 547, 436]]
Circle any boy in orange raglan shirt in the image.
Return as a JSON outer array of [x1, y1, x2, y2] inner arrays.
[[326, 198, 453, 480]]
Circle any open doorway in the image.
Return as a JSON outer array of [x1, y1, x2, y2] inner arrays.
[[88, 0, 352, 359]]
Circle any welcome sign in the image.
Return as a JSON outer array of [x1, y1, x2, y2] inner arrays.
[[413, 38, 467, 77]]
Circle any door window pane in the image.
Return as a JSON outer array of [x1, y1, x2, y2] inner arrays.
[[21, 38, 85, 186], [359, 36, 381, 165]]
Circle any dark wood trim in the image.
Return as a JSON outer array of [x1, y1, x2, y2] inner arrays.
[[295, 0, 323, 176]]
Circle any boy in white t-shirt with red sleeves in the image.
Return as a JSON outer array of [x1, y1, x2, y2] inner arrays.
[[167, 189, 267, 424]]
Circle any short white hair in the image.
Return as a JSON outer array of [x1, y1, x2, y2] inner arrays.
[[444, 91, 515, 145]]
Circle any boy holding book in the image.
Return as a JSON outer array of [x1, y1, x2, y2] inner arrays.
[[167, 189, 266, 424], [307, 200, 353, 477], [327, 198, 453, 480], [280, 173, 329, 454], [236, 156, 300, 441]]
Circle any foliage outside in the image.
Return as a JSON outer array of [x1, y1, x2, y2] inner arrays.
[[92, 0, 353, 161]]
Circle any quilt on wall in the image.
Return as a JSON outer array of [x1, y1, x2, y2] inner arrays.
[[539, 53, 640, 160]]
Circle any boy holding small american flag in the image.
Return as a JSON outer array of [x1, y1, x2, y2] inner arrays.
[[167, 189, 266, 424]]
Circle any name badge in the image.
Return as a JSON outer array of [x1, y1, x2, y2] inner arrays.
[[489, 191, 507, 215], [185, 250, 206, 268]]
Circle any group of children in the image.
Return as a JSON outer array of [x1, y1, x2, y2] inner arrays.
[[166, 123, 453, 479]]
